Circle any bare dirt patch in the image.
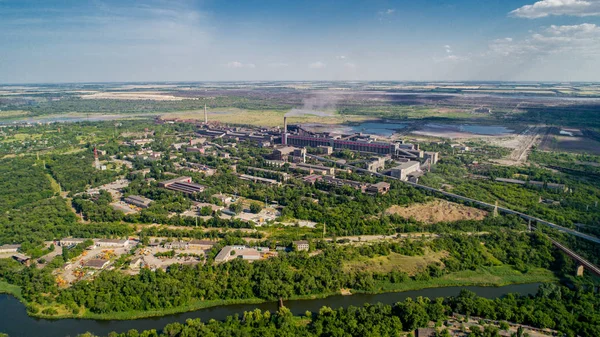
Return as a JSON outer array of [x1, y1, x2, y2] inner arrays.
[[386, 200, 487, 224]]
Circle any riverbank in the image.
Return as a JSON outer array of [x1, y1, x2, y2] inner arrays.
[[0, 280, 22, 300], [0, 283, 547, 337], [22, 265, 556, 321]]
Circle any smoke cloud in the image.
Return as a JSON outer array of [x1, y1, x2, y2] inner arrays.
[[285, 92, 339, 117]]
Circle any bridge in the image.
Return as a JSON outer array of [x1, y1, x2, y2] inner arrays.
[[549, 239, 600, 277]]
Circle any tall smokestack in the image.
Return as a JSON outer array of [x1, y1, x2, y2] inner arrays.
[[204, 104, 208, 124], [283, 117, 288, 145]]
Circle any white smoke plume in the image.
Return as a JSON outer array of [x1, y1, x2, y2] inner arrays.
[[285, 92, 339, 117]]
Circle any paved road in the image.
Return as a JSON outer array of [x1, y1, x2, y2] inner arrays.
[[307, 154, 600, 245]]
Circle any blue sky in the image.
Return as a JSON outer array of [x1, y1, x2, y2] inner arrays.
[[1, 0, 599, 83]]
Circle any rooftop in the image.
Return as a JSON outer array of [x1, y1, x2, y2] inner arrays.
[[84, 259, 109, 269], [393, 161, 420, 170]]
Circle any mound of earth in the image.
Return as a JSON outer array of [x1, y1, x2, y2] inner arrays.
[[386, 200, 487, 224]]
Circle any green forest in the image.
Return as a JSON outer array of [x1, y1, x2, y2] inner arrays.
[[76, 285, 600, 337]]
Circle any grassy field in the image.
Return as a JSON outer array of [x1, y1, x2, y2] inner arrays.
[[46, 173, 61, 194], [0, 280, 22, 300], [166, 108, 369, 127], [369, 266, 556, 294], [343, 248, 449, 276], [0, 133, 44, 143], [0, 110, 30, 118], [258, 224, 318, 240]]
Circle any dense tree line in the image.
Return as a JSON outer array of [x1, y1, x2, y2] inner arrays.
[[76, 285, 600, 337], [46, 153, 119, 194], [0, 231, 568, 318]]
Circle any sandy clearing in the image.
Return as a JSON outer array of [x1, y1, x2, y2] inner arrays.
[[386, 200, 487, 224]]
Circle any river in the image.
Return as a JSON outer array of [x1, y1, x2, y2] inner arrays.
[[0, 283, 541, 337]]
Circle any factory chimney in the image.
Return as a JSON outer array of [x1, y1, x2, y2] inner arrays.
[[93, 145, 100, 169], [204, 104, 208, 124], [282, 117, 288, 145]]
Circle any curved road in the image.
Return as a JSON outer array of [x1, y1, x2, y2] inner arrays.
[[307, 154, 600, 245]]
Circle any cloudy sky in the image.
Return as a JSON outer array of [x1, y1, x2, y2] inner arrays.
[[1, 0, 599, 83]]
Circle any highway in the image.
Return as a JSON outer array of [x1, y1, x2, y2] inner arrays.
[[307, 154, 600, 245]]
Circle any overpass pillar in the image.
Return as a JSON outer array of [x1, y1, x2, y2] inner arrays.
[[576, 264, 585, 277]]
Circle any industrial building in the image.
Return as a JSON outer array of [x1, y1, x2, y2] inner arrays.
[[159, 176, 206, 195], [302, 174, 323, 184], [84, 259, 110, 269], [188, 240, 217, 250], [215, 246, 261, 263], [183, 162, 216, 176], [390, 161, 421, 181], [366, 157, 387, 172], [265, 160, 285, 167], [293, 240, 309, 251], [124, 195, 153, 209], [317, 145, 333, 155], [239, 174, 281, 185], [270, 146, 296, 160], [186, 147, 205, 154], [294, 163, 334, 175], [320, 176, 369, 192], [367, 182, 391, 195], [189, 137, 206, 146], [0, 244, 20, 254], [59, 238, 87, 247], [96, 239, 130, 248], [286, 134, 399, 155], [423, 151, 439, 165]]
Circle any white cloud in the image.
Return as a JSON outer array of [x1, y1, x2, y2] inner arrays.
[[435, 23, 600, 66], [226, 61, 256, 69], [510, 0, 600, 18], [268, 62, 289, 68], [336, 55, 347, 60], [377, 8, 396, 21], [434, 54, 470, 63], [308, 61, 326, 69], [226, 61, 243, 68], [343, 62, 357, 69], [488, 23, 600, 58]]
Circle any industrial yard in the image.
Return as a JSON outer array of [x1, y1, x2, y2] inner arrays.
[[0, 81, 599, 337]]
